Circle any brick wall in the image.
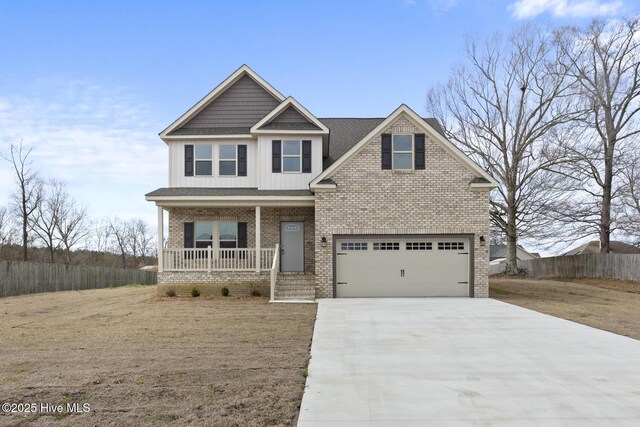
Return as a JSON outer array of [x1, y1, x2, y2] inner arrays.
[[314, 113, 491, 298]]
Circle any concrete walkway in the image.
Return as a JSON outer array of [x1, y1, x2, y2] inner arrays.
[[298, 299, 640, 426]]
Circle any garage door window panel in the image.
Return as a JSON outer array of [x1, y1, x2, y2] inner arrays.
[[438, 242, 465, 250], [406, 242, 432, 250], [341, 242, 368, 251], [373, 242, 400, 250]]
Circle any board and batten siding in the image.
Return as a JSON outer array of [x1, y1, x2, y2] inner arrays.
[[169, 140, 258, 188], [257, 135, 322, 190], [177, 75, 280, 130]]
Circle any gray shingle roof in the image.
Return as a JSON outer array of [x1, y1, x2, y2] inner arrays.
[[318, 117, 446, 169], [146, 187, 313, 197]]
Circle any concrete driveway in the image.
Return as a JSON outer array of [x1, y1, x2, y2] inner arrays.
[[298, 298, 640, 426]]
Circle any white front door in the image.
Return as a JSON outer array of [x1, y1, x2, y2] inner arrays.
[[280, 221, 304, 272]]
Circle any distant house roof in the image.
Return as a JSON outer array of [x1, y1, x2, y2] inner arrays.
[[562, 241, 640, 256], [489, 244, 540, 261]]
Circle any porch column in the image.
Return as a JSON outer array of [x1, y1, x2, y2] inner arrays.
[[157, 206, 164, 273], [255, 206, 261, 272]]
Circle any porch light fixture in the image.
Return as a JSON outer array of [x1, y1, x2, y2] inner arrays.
[[479, 236, 486, 246], [320, 236, 327, 248]]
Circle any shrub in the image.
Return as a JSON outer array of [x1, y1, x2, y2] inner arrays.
[[251, 289, 261, 297], [221, 287, 229, 297], [191, 287, 200, 297], [165, 288, 176, 297]]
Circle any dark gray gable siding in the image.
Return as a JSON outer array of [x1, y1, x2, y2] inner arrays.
[[260, 106, 321, 130], [172, 75, 280, 133]]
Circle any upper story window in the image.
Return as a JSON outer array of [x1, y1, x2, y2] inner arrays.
[[392, 135, 413, 170], [195, 145, 213, 176], [219, 145, 237, 176], [185, 144, 247, 177], [282, 140, 301, 173]]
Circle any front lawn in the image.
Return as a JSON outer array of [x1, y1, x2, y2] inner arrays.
[[0, 286, 316, 426], [490, 277, 640, 340]]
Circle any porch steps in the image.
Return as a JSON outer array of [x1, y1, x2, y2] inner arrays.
[[274, 274, 316, 301]]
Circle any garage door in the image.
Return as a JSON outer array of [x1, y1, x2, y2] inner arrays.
[[335, 236, 471, 297]]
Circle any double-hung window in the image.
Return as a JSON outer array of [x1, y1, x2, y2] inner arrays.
[[219, 222, 238, 249], [194, 222, 213, 248], [195, 145, 213, 176], [282, 140, 301, 173], [392, 135, 413, 170], [219, 145, 237, 176]]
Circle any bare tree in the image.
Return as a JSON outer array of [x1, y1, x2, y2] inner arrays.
[[427, 26, 578, 274], [1, 141, 43, 261], [0, 206, 14, 258], [619, 155, 640, 246], [128, 219, 154, 266], [554, 17, 640, 253], [31, 180, 64, 263], [54, 183, 89, 264], [109, 218, 130, 268]]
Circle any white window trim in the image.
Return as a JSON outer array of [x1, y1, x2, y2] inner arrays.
[[282, 139, 302, 174], [392, 134, 414, 170], [194, 144, 214, 176], [218, 144, 238, 177]]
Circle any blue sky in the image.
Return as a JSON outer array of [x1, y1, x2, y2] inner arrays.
[[0, 0, 638, 232]]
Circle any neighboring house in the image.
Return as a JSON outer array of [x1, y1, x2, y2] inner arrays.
[[562, 240, 640, 256], [489, 244, 541, 261], [145, 65, 498, 300]]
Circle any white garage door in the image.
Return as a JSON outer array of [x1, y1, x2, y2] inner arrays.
[[335, 236, 471, 297]]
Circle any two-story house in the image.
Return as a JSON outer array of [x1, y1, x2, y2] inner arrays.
[[146, 65, 498, 300]]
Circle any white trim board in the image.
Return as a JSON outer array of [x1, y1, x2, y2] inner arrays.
[[159, 65, 286, 139], [309, 104, 499, 190]]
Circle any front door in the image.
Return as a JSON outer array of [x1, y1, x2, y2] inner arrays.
[[280, 221, 304, 272]]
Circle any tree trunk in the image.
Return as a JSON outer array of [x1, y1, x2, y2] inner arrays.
[[600, 139, 614, 254], [504, 190, 519, 275], [21, 194, 28, 261]]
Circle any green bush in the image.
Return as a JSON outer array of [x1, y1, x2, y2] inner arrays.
[[191, 287, 200, 297], [221, 287, 229, 297], [165, 289, 176, 297]]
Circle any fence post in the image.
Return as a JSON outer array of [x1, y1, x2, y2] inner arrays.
[[207, 246, 212, 273]]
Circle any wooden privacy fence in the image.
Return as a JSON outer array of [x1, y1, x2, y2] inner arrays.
[[490, 254, 640, 281], [0, 261, 157, 298]]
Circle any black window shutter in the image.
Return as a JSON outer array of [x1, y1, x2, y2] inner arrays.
[[237, 222, 248, 248], [302, 140, 312, 173], [184, 222, 194, 248], [381, 134, 392, 170], [237, 145, 247, 176], [185, 145, 194, 176], [414, 134, 425, 170], [272, 140, 281, 173]]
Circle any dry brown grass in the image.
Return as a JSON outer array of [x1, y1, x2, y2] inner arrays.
[[0, 286, 316, 426], [490, 277, 640, 340]]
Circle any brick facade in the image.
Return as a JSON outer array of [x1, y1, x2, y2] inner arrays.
[[314, 113, 491, 298]]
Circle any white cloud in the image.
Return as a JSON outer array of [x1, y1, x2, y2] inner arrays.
[[0, 78, 166, 229], [509, 0, 624, 19]]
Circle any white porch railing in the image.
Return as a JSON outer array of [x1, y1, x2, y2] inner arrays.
[[163, 247, 276, 272], [270, 243, 280, 302]]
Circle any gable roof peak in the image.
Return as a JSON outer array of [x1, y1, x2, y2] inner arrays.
[[160, 65, 286, 139]]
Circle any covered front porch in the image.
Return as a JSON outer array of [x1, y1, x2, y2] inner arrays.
[[147, 190, 316, 300]]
